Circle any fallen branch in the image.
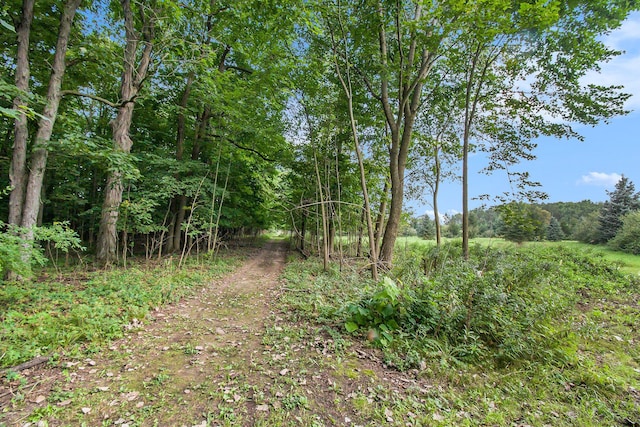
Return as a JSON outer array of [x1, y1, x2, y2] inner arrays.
[[296, 247, 310, 259], [4, 356, 49, 373]]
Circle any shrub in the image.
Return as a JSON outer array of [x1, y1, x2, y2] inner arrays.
[[0, 221, 83, 280], [609, 211, 640, 254], [344, 242, 634, 369]]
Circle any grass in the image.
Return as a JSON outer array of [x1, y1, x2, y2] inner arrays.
[[279, 241, 640, 426], [0, 253, 242, 369], [3, 237, 639, 426], [395, 236, 640, 275]]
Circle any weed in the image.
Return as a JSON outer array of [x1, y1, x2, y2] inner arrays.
[[278, 239, 640, 426], [282, 393, 309, 409]]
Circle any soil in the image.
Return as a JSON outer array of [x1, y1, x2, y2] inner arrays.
[[0, 240, 426, 427]]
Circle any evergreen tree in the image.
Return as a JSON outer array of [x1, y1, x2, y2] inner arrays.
[[414, 215, 436, 240], [597, 176, 640, 243], [546, 216, 565, 241]]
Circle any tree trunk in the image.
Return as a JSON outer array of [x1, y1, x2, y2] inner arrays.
[[314, 152, 329, 271], [96, 0, 154, 264], [330, 18, 378, 279], [165, 213, 176, 253], [374, 3, 433, 267], [172, 195, 187, 251], [433, 143, 442, 246], [171, 105, 209, 251], [374, 179, 389, 252], [8, 0, 35, 226], [20, 0, 81, 248], [170, 73, 194, 252], [379, 164, 403, 264], [300, 203, 307, 251], [379, 97, 422, 264]]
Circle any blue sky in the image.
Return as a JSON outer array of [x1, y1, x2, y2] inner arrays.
[[409, 12, 640, 218]]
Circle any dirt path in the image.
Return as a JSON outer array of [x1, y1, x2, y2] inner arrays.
[[2, 241, 426, 427], [2, 241, 289, 426]]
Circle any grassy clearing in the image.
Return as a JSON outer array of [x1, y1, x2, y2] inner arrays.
[[395, 236, 640, 275], [0, 254, 242, 370], [279, 242, 640, 426]]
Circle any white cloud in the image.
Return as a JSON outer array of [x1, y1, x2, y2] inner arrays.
[[577, 172, 622, 187], [604, 14, 640, 51], [423, 209, 461, 220], [582, 13, 640, 109]]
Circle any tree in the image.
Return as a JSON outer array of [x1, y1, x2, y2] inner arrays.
[[7, 0, 34, 227], [498, 202, 551, 243], [574, 211, 601, 244], [326, 3, 379, 279], [96, 0, 160, 264], [410, 83, 462, 247], [546, 216, 565, 241], [609, 211, 640, 255], [9, 0, 83, 274], [597, 175, 640, 243], [454, 0, 633, 258], [414, 214, 435, 240], [369, 2, 448, 266], [539, 200, 602, 239]]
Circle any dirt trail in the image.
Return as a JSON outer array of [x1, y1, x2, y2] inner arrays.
[[3, 241, 289, 426]]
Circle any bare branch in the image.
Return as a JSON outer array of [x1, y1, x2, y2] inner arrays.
[[211, 133, 275, 162], [60, 90, 139, 108]]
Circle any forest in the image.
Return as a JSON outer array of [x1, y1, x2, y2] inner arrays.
[[2, 1, 640, 426]]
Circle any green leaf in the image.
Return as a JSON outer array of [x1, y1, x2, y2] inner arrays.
[[345, 322, 359, 333], [0, 106, 19, 119], [0, 18, 15, 33]]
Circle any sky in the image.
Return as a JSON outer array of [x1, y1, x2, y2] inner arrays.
[[408, 12, 640, 219]]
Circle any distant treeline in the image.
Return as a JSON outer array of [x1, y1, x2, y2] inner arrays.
[[410, 200, 603, 242]]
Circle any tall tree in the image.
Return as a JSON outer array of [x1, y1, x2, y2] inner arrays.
[[371, 1, 443, 266], [7, 0, 35, 226], [597, 175, 640, 243], [16, 0, 83, 270], [327, 4, 379, 279], [452, 0, 633, 258], [96, 0, 157, 264], [546, 216, 565, 241]]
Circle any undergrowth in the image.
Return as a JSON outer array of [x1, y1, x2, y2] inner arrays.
[[0, 256, 239, 369], [280, 242, 640, 425]]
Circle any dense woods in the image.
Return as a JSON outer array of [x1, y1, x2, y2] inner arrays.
[[1, 0, 638, 276]]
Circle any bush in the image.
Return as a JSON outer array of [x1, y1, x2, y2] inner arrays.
[[609, 211, 640, 254], [0, 221, 83, 280], [573, 211, 600, 243], [0, 223, 45, 278], [344, 242, 633, 368]]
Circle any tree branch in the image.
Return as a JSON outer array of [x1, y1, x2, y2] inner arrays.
[[60, 90, 119, 108], [212, 134, 275, 162], [226, 64, 253, 74]]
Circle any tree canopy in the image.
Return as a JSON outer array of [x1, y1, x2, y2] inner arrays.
[[1, 0, 638, 276]]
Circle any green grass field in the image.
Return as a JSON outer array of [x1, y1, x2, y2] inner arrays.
[[395, 236, 640, 275]]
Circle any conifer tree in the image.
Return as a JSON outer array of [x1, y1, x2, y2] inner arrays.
[[546, 216, 564, 241], [597, 176, 640, 243]]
